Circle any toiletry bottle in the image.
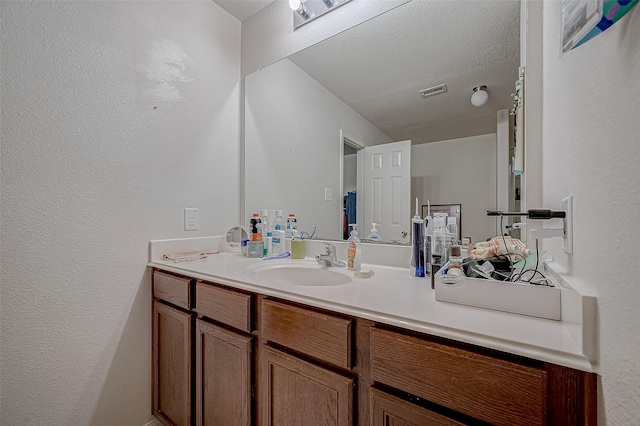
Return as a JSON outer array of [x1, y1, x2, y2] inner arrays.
[[447, 216, 458, 245], [432, 214, 447, 266], [272, 223, 285, 255], [347, 224, 362, 271], [286, 213, 297, 238], [273, 210, 286, 233], [367, 223, 382, 241], [250, 213, 262, 241], [266, 231, 273, 257], [260, 209, 270, 255], [410, 198, 425, 277]]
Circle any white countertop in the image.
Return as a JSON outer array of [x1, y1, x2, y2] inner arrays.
[[149, 245, 597, 372]]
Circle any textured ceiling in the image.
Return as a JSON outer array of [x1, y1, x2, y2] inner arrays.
[[213, 0, 273, 21], [289, 0, 521, 144]]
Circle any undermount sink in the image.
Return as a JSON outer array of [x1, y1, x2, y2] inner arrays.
[[245, 261, 352, 287]]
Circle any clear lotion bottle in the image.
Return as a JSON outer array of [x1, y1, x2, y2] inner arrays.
[[347, 224, 362, 271]]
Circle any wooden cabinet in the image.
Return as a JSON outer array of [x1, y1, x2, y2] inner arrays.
[[195, 319, 252, 426], [370, 388, 463, 426], [195, 282, 252, 333], [371, 326, 596, 426], [259, 345, 353, 426], [153, 270, 255, 426], [152, 300, 192, 426], [151, 268, 596, 426], [261, 298, 353, 369]]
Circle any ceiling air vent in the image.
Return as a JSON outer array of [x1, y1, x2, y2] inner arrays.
[[419, 84, 448, 98]]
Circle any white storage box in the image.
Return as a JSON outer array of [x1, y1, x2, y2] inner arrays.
[[435, 271, 561, 321]]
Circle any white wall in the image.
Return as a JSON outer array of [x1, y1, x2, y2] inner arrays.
[[245, 58, 391, 240], [411, 135, 497, 243], [0, 2, 240, 425], [538, 3, 640, 424]]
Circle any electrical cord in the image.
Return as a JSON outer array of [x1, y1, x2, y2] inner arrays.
[[500, 214, 515, 281], [510, 239, 551, 286]]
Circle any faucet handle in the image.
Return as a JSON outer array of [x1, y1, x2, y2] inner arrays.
[[324, 243, 336, 255]]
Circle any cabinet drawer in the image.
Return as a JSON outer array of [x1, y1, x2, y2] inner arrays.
[[195, 282, 252, 333], [153, 271, 191, 310], [261, 299, 352, 369], [370, 388, 463, 426], [371, 327, 547, 426]]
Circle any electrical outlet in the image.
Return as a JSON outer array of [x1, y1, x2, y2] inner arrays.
[[184, 208, 199, 231], [561, 196, 573, 253], [324, 188, 333, 201]]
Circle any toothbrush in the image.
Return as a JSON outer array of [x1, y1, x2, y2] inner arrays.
[[261, 251, 291, 260]]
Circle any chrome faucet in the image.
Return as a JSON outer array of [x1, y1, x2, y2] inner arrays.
[[315, 243, 338, 267]]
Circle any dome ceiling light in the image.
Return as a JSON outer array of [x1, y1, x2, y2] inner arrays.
[[471, 86, 489, 107]]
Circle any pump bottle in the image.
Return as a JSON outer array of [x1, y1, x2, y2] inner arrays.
[[367, 223, 382, 241]]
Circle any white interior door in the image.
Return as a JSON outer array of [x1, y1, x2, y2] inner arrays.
[[363, 140, 411, 243]]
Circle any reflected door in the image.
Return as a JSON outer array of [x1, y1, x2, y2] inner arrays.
[[363, 140, 411, 243]]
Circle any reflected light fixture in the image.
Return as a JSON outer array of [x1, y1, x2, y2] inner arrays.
[[289, 0, 313, 21], [471, 86, 489, 107], [289, 0, 312, 20], [290, 0, 353, 30]]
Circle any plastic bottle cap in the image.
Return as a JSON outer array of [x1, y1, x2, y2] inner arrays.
[[447, 216, 456, 225], [451, 245, 462, 257], [253, 213, 259, 217]]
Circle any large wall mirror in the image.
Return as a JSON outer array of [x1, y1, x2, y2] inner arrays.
[[245, 0, 521, 244]]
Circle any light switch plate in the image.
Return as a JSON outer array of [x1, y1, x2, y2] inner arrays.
[[324, 188, 333, 201], [184, 208, 199, 231]]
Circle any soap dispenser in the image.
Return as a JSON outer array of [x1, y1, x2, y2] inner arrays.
[[347, 224, 362, 271], [367, 223, 382, 241]]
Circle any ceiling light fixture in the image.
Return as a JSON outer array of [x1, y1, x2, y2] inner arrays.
[[471, 86, 488, 107], [290, 0, 353, 30], [289, 0, 312, 20]]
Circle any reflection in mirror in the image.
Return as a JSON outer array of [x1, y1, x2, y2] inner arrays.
[[222, 226, 249, 253], [245, 0, 520, 244]]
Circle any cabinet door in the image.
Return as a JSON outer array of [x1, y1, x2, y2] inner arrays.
[[260, 346, 353, 426], [195, 319, 252, 426], [370, 388, 463, 426], [153, 301, 192, 426]]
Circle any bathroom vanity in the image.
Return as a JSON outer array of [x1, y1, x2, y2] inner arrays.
[[149, 238, 597, 426]]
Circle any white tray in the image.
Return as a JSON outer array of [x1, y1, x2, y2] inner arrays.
[[435, 271, 561, 321]]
